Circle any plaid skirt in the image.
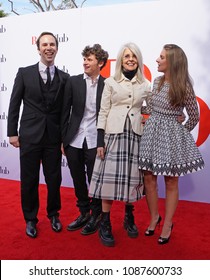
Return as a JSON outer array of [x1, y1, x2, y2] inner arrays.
[[89, 118, 144, 203]]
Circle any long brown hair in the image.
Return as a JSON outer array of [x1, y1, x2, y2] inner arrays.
[[158, 44, 193, 106]]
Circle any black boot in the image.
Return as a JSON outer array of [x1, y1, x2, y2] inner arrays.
[[99, 212, 115, 247], [124, 204, 138, 238]]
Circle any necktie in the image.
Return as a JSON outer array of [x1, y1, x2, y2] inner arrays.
[[46, 67, 51, 88]]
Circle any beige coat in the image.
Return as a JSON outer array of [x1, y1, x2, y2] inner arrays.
[[97, 75, 151, 135]]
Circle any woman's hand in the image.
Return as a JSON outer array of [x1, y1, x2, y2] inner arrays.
[[97, 147, 105, 160], [177, 112, 186, 123]]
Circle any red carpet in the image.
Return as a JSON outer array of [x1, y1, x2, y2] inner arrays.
[[0, 178, 210, 260]]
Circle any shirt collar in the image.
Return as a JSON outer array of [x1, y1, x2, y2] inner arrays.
[[83, 73, 99, 82], [39, 61, 55, 74]]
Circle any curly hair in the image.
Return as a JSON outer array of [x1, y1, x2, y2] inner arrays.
[[82, 44, 109, 70]]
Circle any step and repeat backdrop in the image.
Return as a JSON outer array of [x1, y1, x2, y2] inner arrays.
[[0, 0, 209, 202]]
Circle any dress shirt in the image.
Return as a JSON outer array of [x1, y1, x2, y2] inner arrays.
[[39, 61, 55, 83], [70, 73, 99, 149]]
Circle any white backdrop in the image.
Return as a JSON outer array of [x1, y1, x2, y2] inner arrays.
[[0, 0, 209, 203]]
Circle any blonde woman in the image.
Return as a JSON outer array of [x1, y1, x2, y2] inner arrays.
[[89, 42, 151, 246]]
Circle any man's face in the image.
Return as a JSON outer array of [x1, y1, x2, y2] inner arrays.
[[83, 54, 102, 78], [38, 35, 58, 66]]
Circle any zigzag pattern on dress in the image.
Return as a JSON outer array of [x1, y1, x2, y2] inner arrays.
[[139, 157, 204, 176]]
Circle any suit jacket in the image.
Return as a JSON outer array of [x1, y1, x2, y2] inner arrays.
[[97, 76, 151, 135], [7, 63, 69, 144], [61, 74, 105, 148]]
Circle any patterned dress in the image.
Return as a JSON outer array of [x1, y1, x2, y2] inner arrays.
[[139, 76, 204, 176]]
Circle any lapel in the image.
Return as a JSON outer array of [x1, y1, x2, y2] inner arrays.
[[78, 74, 104, 113], [32, 63, 41, 87], [31, 64, 64, 106], [79, 74, 87, 110], [54, 67, 62, 102], [30, 63, 46, 102]]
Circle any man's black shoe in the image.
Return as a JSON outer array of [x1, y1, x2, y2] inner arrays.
[[81, 214, 101, 235], [26, 221, 37, 238], [67, 213, 90, 231], [50, 216, 62, 232]]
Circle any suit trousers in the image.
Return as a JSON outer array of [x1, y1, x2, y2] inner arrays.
[[65, 139, 102, 215], [19, 132, 62, 223]]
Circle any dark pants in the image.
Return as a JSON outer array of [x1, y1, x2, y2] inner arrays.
[[65, 139, 101, 215], [20, 133, 62, 223]]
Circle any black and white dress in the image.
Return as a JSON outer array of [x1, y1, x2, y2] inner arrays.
[[139, 76, 204, 176]]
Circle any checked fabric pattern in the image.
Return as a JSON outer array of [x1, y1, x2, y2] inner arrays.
[[89, 118, 144, 202]]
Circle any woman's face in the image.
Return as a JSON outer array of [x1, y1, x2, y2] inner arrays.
[[156, 48, 168, 73], [122, 48, 138, 72]]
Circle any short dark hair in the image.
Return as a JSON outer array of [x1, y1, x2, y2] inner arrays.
[[82, 44, 109, 70], [36, 32, 58, 50]]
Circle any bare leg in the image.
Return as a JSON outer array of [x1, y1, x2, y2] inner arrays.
[[160, 176, 179, 238], [144, 171, 160, 230], [102, 199, 113, 212]]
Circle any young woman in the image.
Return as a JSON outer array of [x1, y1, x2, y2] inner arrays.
[[139, 44, 205, 244]]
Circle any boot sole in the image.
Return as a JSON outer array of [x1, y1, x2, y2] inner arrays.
[[67, 222, 88, 231], [124, 223, 139, 238], [127, 232, 139, 238], [99, 230, 115, 247], [100, 238, 115, 247], [80, 228, 98, 235]]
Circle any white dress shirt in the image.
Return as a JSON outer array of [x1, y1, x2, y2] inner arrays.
[[70, 73, 99, 149], [39, 61, 55, 83]]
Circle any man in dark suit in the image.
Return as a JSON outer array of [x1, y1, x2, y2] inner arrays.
[[7, 31, 70, 238], [61, 44, 108, 235]]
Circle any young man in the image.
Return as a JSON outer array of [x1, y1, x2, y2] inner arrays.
[[61, 44, 108, 235], [7, 32, 70, 238]]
